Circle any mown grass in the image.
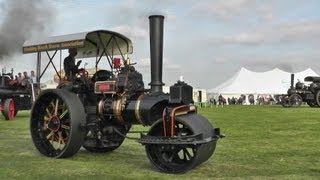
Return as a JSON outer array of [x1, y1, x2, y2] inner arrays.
[[0, 106, 319, 179]]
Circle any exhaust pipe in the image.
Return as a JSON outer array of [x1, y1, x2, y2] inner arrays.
[[290, 74, 294, 89], [149, 15, 165, 93]]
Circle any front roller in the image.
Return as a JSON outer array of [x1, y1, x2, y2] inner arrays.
[[315, 90, 320, 107], [140, 113, 219, 173], [30, 89, 86, 158], [306, 100, 318, 107]]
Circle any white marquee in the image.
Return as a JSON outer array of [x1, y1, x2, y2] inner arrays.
[[210, 67, 319, 95]]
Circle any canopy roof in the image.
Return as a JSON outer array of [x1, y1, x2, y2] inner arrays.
[[22, 30, 133, 58], [210, 67, 319, 94]]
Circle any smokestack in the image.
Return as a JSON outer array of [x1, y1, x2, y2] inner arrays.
[[290, 74, 294, 89], [149, 15, 165, 93]]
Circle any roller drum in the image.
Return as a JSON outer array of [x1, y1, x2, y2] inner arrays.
[[145, 113, 217, 173]]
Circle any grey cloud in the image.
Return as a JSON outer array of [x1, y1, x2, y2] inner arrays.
[[213, 57, 229, 64], [189, 0, 280, 23], [257, 3, 275, 21], [137, 58, 180, 70], [190, 0, 256, 19], [111, 25, 148, 40], [206, 19, 320, 46], [134, 57, 181, 88], [101, 1, 174, 41]]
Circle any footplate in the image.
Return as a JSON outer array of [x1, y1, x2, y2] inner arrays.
[[138, 128, 222, 145]]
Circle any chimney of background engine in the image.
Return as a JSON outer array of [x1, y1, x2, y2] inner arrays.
[[148, 15, 165, 93], [290, 74, 294, 89]]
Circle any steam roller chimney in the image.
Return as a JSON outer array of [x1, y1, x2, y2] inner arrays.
[[149, 15, 165, 93]]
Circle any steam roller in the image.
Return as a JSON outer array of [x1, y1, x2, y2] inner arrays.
[[27, 15, 223, 173]]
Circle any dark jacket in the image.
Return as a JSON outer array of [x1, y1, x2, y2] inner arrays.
[[64, 55, 78, 80]]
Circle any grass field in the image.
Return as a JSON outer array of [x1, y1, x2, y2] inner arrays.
[[0, 106, 320, 179]]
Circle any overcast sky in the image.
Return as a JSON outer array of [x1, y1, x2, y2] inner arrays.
[[0, 0, 319, 90]]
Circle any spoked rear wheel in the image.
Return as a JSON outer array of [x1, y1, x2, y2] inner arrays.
[[30, 89, 86, 158], [145, 113, 217, 173], [289, 94, 302, 107]]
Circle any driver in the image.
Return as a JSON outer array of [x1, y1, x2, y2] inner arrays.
[[64, 48, 82, 80]]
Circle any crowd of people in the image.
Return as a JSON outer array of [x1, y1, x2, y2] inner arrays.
[[2, 48, 79, 90], [16, 71, 37, 87], [2, 70, 37, 89], [209, 94, 281, 107], [227, 95, 246, 105]]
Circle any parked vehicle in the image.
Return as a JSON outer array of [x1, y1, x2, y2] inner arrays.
[[282, 74, 319, 107], [0, 69, 36, 120]]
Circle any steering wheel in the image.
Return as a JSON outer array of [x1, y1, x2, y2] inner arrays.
[[76, 68, 89, 78]]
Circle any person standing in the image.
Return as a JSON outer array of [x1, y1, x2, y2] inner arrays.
[[21, 71, 29, 87], [17, 72, 23, 84], [30, 70, 36, 84]]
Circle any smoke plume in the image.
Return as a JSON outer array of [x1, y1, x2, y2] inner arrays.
[[0, 0, 55, 59]]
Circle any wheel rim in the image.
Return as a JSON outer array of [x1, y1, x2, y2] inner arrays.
[[40, 95, 70, 155], [8, 100, 15, 120], [146, 121, 199, 173]]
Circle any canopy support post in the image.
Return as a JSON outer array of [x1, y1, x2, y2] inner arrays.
[[36, 52, 41, 84], [97, 32, 113, 70], [60, 49, 62, 82]]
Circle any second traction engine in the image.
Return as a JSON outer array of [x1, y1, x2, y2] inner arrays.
[[29, 15, 222, 173]]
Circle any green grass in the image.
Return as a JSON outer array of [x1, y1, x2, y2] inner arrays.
[[0, 106, 320, 179]]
